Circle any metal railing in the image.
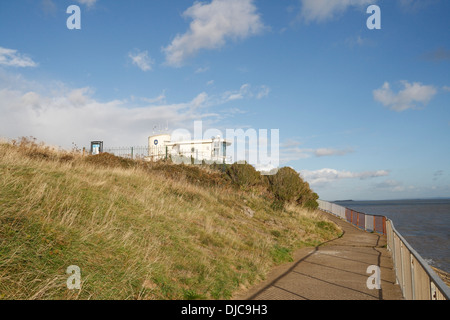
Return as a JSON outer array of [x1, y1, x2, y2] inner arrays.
[[104, 146, 150, 160], [318, 199, 450, 300], [317, 200, 386, 234], [102, 146, 232, 164], [386, 220, 450, 300]]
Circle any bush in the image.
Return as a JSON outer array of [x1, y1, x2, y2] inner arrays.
[[268, 167, 304, 203], [268, 167, 319, 210], [225, 162, 263, 189], [11, 136, 62, 162], [84, 152, 136, 169], [299, 191, 318, 209], [150, 162, 232, 189], [270, 198, 285, 211]]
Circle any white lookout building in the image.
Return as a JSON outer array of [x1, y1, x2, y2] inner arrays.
[[147, 134, 232, 163]]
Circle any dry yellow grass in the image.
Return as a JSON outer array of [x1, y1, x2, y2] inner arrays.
[[0, 138, 342, 300], [432, 267, 450, 288]]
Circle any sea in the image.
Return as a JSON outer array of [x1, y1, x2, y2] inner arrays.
[[334, 199, 450, 273]]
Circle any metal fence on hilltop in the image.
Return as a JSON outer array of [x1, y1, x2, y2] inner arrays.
[[102, 146, 232, 164]]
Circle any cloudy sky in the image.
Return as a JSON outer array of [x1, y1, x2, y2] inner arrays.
[[1, 0, 449, 200]]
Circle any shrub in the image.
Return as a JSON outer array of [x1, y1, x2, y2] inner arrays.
[[150, 162, 231, 189], [270, 198, 285, 211], [296, 179, 319, 210], [268, 167, 319, 210], [225, 162, 263, 189], [268, 167, 304, 203], [12, 136, 51, 158], [299, 191, 319, 210], [84, 152, 136, 169]]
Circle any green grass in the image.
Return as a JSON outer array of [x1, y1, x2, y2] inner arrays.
[[0, 139, 341, 300], [270, 245, 293, 264]]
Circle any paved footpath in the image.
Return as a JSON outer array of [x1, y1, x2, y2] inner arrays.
[[238, 211, 404, 300]]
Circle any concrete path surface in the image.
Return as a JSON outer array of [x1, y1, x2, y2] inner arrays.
[[238, 211, 404, 300]]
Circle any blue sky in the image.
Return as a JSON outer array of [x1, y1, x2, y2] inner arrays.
[[0, 0, 449, 200]]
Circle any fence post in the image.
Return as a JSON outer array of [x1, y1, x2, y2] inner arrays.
[[131, 147, 134, 159], [400, 242, 405, 296], [410, 254, 415, 300], [431, 282, 437, 300], [390, 222, 398, 285]]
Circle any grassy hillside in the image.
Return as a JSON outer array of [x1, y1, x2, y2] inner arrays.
[[0, 138, 342, 300]]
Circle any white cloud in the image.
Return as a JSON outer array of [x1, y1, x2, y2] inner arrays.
[[314, 148, 353, 157], [128, 50, 154, 72], [256, 85, 270, 99], [190, 92, 209, 108], [422, 47, 450, 62], [139, 91, 167, 105], [0, 70, 274, 150], [41, 0, 57, 15], [345, 35, 375, 48], [76, 0, 97, 8], [223, 83, 251, 102], [298, 0, 375, 23], [374, 179, 401, 188], [163, 0, 266, 66], [443, 86, 450, 92], [398, 0, 438, 12], [0, 73, 219, 149], [224, 107, 247, 115], [195, 66, 210, 74], [373, 81, 437, 112], [280, 140, 354, 163], [373, 179, 417, 193], [221, 83, 270, 102], [280, 146, 312, 163], [41, 0, 97, 12], [300, 168, 389, 187], [0, 47, 38, 68]]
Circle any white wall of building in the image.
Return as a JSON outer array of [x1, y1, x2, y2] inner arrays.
[[147, 134, 230, 163]]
